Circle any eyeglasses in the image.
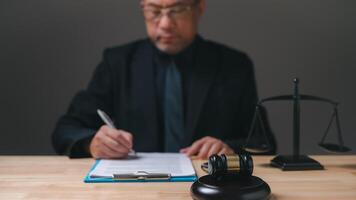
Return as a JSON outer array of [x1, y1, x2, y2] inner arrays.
[[142, 3, 198, 22]]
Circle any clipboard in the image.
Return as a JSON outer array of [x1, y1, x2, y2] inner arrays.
[[84, 157, 197, 183]]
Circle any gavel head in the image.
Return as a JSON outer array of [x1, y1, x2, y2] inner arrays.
[[207, 150, 253, 177]]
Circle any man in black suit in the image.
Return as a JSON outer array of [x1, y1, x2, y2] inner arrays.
[[52, 0, 275, 159]]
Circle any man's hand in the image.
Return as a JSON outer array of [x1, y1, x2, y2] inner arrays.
[[89, 125, 133, 159], [180, 136, 234, 159]]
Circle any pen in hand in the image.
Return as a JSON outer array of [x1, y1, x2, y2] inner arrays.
[[97, 109, 136, 156]]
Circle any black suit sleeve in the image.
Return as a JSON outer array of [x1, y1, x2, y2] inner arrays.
[[52, 49, 114, 158], [222, 55, 276, 155]]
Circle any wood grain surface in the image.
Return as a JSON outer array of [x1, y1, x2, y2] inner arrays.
[[0, 155, 355, 200]]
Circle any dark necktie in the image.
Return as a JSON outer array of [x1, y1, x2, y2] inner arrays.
[[164, 60, 185, 152]]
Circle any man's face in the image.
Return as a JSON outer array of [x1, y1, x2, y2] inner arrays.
[[141, 0, 205, 55]]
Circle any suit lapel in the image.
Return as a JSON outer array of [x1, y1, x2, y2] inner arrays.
[[184, 40, 219, 146]]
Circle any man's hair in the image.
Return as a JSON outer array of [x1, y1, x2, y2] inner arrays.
[[140, 0, 201, 7], [141, 0, 201, 3]]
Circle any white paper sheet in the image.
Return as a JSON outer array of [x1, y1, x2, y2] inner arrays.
[[89, 153, 196, 178]]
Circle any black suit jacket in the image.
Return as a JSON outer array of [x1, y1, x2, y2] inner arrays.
[[52, 36, 276, 158]]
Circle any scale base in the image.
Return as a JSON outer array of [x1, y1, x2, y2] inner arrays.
[[271, 155, 324, 171], [191, 175, 271, 200]]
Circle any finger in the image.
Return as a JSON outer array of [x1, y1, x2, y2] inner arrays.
[[96, 128, 130, 154], [90, 127, 127, 158], [225, 147, 235, 155], [105, 129, 131, 150], [100, 151, 127, 159], [102, 136, 130, 155], [186, 138, 208, 156], [115, 130, 133, 149], [100, 126, 131, 149], [102, 139, 130, 159], [217, 144, 235, 155], [180, 147, 190, 153], [98, 142, 123, 159], [101, 134, 120, 149], [218, 147, 229, 155], [119, 130, 133, 148], [197, 142, 214, 159], [218, 148, 225, 155], [207, 142, 223, 157]]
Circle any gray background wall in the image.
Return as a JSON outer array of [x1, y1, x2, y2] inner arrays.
[[1, 0, 355, 155]]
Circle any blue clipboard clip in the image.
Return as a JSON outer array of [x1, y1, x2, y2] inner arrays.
[[113, 171, 171, 181]]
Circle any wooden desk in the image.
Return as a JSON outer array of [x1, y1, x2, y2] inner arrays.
[[0, 156, 355, 199]]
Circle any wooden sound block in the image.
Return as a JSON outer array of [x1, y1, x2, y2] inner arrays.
[[191, 174, 271, 200]]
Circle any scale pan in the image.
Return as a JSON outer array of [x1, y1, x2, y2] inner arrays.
[[318, 143, 351, 153], [244, 145, 271, 154]]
